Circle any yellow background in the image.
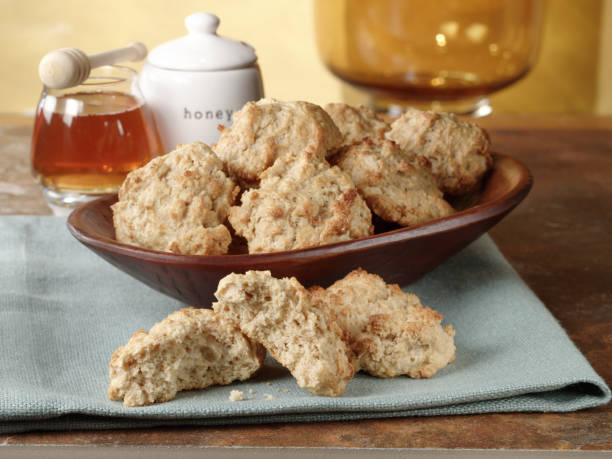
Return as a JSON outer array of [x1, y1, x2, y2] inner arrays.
[[1, 0, 611, 115]]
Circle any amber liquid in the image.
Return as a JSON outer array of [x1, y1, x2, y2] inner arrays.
[[31, 91, 162, 193], [315, 0, 544, 110]]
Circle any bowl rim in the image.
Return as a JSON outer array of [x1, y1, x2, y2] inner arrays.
[[67, 152, 532, 265]]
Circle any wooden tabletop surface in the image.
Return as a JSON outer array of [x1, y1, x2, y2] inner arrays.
[[1, 114, 610, 451]]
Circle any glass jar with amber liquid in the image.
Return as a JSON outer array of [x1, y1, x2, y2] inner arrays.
[[314, 0, 545, 116], [30, 65, 163, 210]]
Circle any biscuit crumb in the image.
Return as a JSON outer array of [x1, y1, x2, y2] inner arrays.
[[283, 389, 289, 393], [249, 389, 255, 394], [229, 390, 244, 402], [265, 382, 271, 386], [264, 394, 275, 400], [274, 387, 280, 392]]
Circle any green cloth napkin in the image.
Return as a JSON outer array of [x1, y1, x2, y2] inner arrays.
[[0, 216, 609, 434]]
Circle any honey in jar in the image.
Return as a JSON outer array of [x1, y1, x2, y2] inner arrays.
[[30, 65, 163, 208]]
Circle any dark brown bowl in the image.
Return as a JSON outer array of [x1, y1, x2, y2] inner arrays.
[[67, 153, 532, 307]]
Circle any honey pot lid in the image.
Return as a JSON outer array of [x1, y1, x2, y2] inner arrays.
[[147, 12, 257, 71]]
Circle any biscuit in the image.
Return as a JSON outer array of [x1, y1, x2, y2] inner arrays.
[[108, 307, 266, 406], [228, 152, 373, 253], [112, 142, 239, 255], [214, 99, 342, 183], [324, 103, 390, 147], [214, 270, 355, 397], [326, 269, 455, 379], [333, 138, 454, 227], [386, 109, 492, 195]]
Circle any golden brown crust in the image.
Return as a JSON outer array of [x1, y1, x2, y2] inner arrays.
[[111, 142, 239, 255], [228, 152, 373, 253], [214, 271, 356, 397], [214, 99, 342, 183], [326, 269, 456, 379], [108, 307, 266, 406], [386, 109, 492, 195], [333, 138, 454, 227], [324, 103, 390, 148]]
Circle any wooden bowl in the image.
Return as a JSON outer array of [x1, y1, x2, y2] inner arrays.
[[67, 153, 531, 307]]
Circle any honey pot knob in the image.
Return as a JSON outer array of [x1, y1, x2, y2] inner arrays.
[[38, 42, 147, 89], [185, 11, 220, 35]]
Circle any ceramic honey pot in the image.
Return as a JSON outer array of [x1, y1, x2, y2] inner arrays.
[[139, 12, 264, 152]]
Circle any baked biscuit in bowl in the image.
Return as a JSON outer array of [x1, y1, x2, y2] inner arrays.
[[386, 109, 492, 196], [67, 151, 531, 307], [324, 103, 389, 148], [332, 138, 454, 227], [112, 142, 239, 256], [215, 98, 342, 185], [229, 151, 373, 253]]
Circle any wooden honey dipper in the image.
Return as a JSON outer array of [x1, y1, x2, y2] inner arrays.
[[38, 42, 147, 89]]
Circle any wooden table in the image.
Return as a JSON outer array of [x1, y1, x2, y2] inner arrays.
[[1, 115, 610, 455]]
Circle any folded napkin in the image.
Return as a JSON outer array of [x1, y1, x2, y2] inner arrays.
[[0, 216, 609, 434]]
